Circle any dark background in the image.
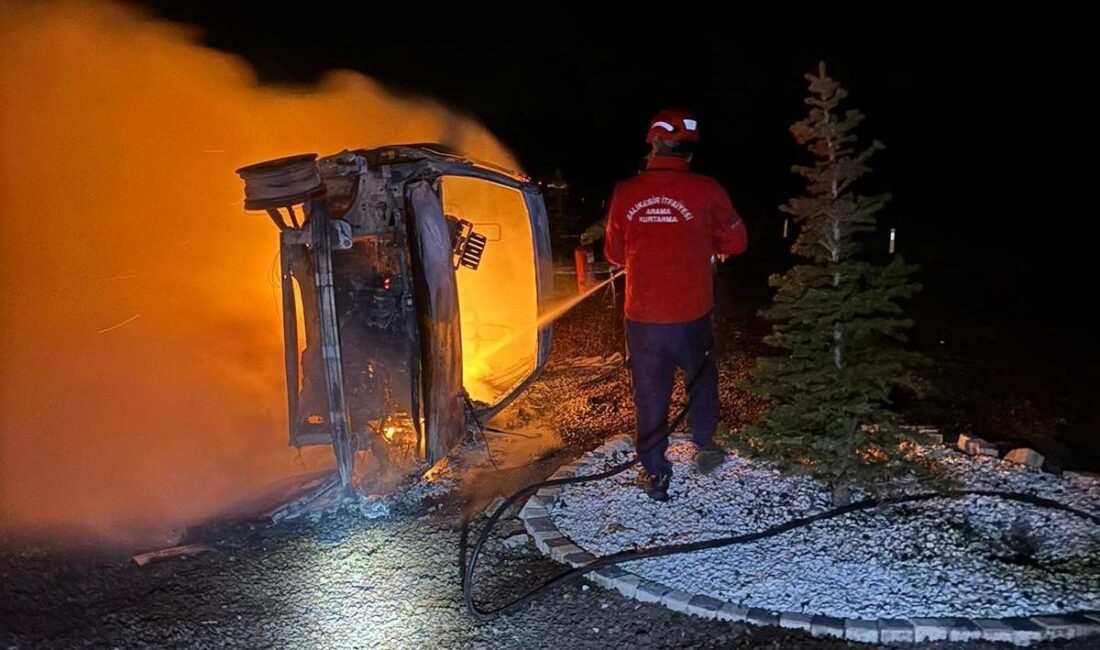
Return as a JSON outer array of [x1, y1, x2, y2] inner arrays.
[[138, 2, 1091, 335]]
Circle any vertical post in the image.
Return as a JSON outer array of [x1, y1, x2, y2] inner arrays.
[[309, 201, 355, 485], [279, 235, 300, 442], [889, 227, 896, 254]]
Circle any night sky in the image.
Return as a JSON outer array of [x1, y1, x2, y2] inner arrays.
[[138, 3, 1089, 334]]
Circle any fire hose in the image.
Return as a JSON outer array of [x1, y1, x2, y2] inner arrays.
[[460, 352, 1100, 622]]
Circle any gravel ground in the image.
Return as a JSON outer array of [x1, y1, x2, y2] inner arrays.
[[0, 482, 858, 650], [4, 482, 1099, 650], [552, 442, 1100, 620], [3, 280, 1098, 648]]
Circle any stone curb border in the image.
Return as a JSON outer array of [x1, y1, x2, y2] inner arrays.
[[518, 434, 1100, 646]]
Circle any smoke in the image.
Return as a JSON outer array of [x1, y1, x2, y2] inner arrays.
[[0, 1, 517, 549]]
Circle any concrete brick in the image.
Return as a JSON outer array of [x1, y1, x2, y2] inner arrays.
[[610, 573, 643, 598], [1031, 616, 1077, 640], [524, 517, 556, 533], [1078, 611, 1100, 627], [548, 543, 582, 563], [543, 535, 572, 548], [634, 580, 671, 603], [1002, 617, 1044, 645], [1004, 448, 1045, 468], [746, 609, 780, 627], [878, 618, 915, 644], [973, 618, 1015, 643], [957, 433, 998, 456], [946, 618, 981, 642], [715, 603, 750, 623], [779, 612, 813, 631], [1064, 613, 1100, 636], [910, 617, 952, 642], [519, 504, 548, 520], [563, 551, 596, 567], [918, 426, 944, 445], [844, 619, 879, 643], [531, 531, 564, 553], [685, 595, 724, 620], [535, 486, 561, 500], [661, 589, 694, 613], [810, 616, 845, 638], [590, 566, 625, 590]]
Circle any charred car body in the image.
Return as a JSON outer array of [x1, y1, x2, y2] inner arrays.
[[237, 145, 552, 483]]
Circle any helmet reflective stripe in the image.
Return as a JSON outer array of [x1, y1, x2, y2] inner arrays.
[[651, 120, 676, 132], [682, 118, 698, 131]]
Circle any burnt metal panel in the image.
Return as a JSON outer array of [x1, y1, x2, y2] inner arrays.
[[406, 181, 465, 463]]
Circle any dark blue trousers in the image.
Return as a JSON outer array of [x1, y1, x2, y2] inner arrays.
[[625, 314, 718, 477]]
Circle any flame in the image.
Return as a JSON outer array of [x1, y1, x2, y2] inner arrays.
[[0, 0, 516, 547], [444, 178, 539, 404]]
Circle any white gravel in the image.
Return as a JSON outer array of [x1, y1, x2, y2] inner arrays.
[[550, 442, 1100, 619]]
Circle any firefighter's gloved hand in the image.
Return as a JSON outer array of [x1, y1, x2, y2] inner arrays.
[[609, 264, 625, 277]]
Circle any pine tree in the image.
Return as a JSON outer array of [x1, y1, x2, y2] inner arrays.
[[742, 63, 925, 504]]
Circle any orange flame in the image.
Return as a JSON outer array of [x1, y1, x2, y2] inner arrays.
[[0, 1, 517, 548]]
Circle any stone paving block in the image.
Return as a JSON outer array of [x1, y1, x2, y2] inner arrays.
[[544, 535, 572, 548], [535, 486, 561, 500], [519, 504, 548, 520], [973, 618, 1015, 643], [611, 574, 643, 598], [878, 618, 915, 644], [589, 566, 625, 590], [1031, 616, 1077, 640], [810, 616, 845, 638], [634, 580, 671, 603], [957, 433, 998, 456], [661, 589, 694, 613], [524, 517, 556, 533], [531, 531, 563, 553], [1062, 613, 1100, 636], [1004, 448, 1045, 468], [685, 595, 724, 620], [746, 609, 780, 627], [716, 603, 750, 623], [548, 542, 582, 563], [1002, 617, 1044, 645], [844, 619, 879, 643], [779, 612, 813, 631], [910, 617, 951, 642], [563, 551, 596, 568], [946, 618, 981, 642]]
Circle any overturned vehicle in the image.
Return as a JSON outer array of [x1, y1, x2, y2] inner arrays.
[[237, 145, 553, 484]]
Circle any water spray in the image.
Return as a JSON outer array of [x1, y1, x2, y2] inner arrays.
[[468, 268, 625, 372]]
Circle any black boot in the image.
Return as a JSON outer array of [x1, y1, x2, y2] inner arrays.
[[695, 442, 727, 475], [635, 469, 671, 501]]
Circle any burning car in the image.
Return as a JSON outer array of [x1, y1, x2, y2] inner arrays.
[[237, 145, 552, 483]]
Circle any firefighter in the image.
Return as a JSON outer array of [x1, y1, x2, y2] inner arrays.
[[604, 108, 748, 501]]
